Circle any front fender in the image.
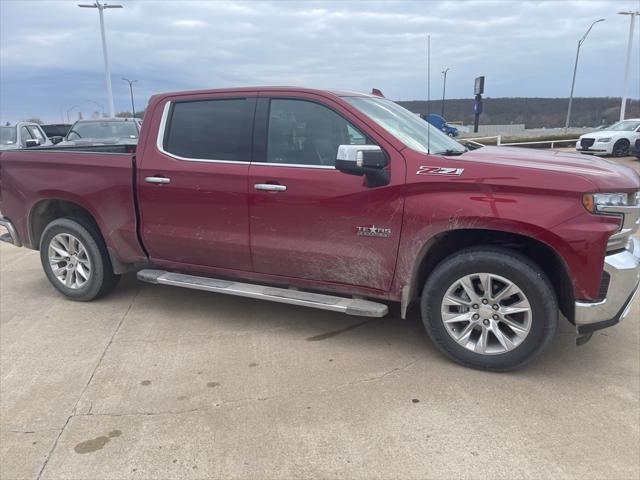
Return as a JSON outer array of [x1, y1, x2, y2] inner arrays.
[[391, 197, 619, 303]]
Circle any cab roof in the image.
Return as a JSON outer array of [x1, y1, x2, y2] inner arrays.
[[153, 86, 376, 101]]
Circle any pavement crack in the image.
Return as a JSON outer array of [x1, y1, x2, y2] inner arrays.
[[77, 406, 210, 418], [74, 289, 141, 413], [333, 359, 418, 390], [35, 287, 140, 480], [2, 428, 62, 434]]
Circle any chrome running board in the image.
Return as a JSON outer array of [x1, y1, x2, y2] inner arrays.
[[136, 269, 388, 318]]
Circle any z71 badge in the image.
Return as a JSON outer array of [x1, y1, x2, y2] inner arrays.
[[416, 166, 464, 176]]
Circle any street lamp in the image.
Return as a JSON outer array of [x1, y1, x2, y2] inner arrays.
[[66, 104, 81, 123], [122, 77, 138, 118], [78, 1, 123, 118], [564, 18, 605, 131], [618, 11, 640, 121], [441, 67, 450, 118], [87, 100, 105, 117]]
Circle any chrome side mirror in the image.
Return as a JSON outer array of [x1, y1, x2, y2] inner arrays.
[[335, 145, 390, 187], [25, 139, 40, 148]]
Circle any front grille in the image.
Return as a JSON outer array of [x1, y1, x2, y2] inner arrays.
[[581, 138, 595, 148]]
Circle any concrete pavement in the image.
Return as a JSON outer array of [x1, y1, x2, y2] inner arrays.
[[1, 157, 639, 480]]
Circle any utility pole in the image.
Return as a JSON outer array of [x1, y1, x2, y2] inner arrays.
[[618, 11, 639, 121], [122, 78, 138, 118], [441, 67, 450, 118], [564, 18, 605, 131], [78, 1, 123, 118]]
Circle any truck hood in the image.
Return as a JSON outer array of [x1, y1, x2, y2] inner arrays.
[[460, 146, 640, 191]]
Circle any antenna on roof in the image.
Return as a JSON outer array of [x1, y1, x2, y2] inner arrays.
[[371, 88, 385, 98], [427, 34, 431, 155]]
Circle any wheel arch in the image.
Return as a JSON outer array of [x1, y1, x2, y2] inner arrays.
[[28, 198, 127, 274], [406, 228, 575, 323], [29, 198, 100, 249]]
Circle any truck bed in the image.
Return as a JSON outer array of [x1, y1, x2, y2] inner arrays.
[[0, 147, 145, 263]]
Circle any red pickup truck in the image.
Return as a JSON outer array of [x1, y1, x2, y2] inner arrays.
[[1, 87, 639, 371]]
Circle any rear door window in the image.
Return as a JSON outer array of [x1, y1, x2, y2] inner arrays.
[[163, 98, 254, 161]]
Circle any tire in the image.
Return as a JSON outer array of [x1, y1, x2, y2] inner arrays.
[[40, 217, 120, 301], [420, 247, 557, 371], [612, 139, 630, 157]]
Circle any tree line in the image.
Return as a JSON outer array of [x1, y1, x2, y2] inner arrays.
[[398, 97, 640, 128]]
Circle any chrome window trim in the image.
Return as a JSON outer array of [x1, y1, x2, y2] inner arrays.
[[157, 99, 339, 170], [156, 100, 249, 165], [251, 162, 335, 170]]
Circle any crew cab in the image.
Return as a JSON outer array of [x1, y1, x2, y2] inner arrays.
[[1, 87, 639, 371], [56, 117, 141, 147], [0, 122, 53, 150]]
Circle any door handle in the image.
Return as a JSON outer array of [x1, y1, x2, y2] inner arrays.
[[254, 183, 286, 192], [145, 176, 171, 185]]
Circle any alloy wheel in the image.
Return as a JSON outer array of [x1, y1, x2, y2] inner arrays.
[[440, 272, 532, 355], [48, 233, 92, 289]]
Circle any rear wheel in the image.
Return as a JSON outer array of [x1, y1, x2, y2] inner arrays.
[[40, 217, 120, 301], [421, 247, 557, 371], [612, 139, 630, 157]]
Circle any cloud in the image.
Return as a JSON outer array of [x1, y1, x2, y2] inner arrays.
[[1, 0, 638, 122]]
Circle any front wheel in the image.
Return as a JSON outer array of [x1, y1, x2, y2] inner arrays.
[[40, 217, 120, 301], [612, 139, 630, 157], [421, 247, 557, 371]]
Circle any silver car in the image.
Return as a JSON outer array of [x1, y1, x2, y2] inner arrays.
[[0, 122, 52, 150], [56, 118, 141, 147]]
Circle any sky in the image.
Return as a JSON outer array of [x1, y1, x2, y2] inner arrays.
[[1, 0, 639, 123]]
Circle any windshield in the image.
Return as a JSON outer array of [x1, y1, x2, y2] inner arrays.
[[67, 121, 139, 140], [0, 126, 17, 145], [607, 120, 640, 132], [343, 96, 465, 154]]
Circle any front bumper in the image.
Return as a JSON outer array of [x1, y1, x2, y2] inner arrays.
[[0, 217, 22, 247], [576, 146, 610, 155], [574, 237, 640, 340]]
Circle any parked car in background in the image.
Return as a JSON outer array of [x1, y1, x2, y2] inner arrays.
[[0, 86, 639, 372], [41, 124, 72, 144], [421, 113, 459, 137], [635, 138, 640, 159], [0, 122, 52, 150], [576, 119, 640, 157], [56, 118, 141, 147]]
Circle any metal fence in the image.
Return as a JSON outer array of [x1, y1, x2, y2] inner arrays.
[[460, 135, 579, 149]]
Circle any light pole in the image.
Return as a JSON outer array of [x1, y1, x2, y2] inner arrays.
[[618, 11, 640, 121], [78, 1, 123, 118], [564, 18, 605, 131], [66, 104, 80, 123], [87, 100, 105, 117], [122, 77, 138, 118], [441, 67, 450, 118]]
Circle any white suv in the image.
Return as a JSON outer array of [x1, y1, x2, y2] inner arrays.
[[576, 119, 640, 157]]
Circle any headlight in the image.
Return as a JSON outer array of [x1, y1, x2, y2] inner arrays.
[[582, 192, 638, 213], [583, 191, 640, 251], [597, 138, 611, 142]]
